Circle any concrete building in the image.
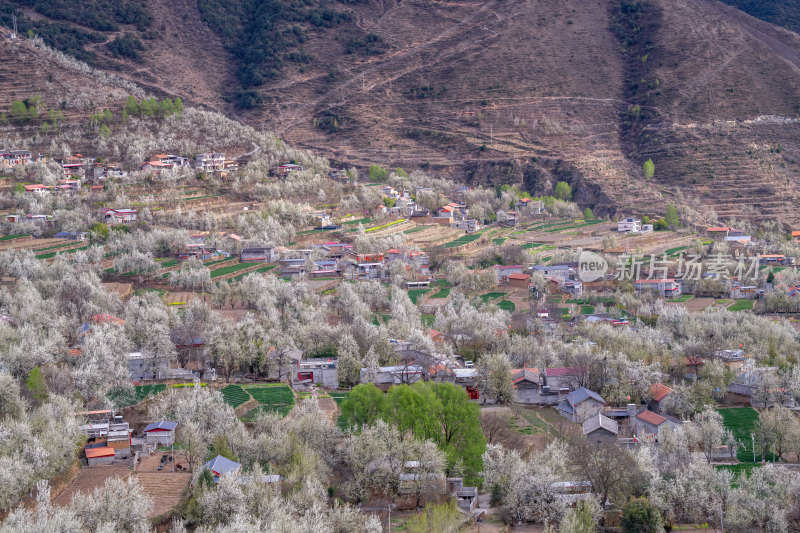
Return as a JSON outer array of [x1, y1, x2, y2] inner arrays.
[[195, 152, 225, 174], [293, 359, 338, 389], [618, 217, 641, 233]]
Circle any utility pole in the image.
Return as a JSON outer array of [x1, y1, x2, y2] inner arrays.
[[751, 433, 755, 463]]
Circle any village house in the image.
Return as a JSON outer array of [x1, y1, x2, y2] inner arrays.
[[102, 208, 138, 225], [143, 421, 178, 446], [203, 455, 241, 484], [712, 349, 748, 372], [293, 359, 338, 388], [0, 149, 33, 168], [618, 217, 641, 233], [195, 152, 225, 174], [492, 264, 524, 282], [360, 365, 424, 390], [508, 272, 531, 289], [634, 278, 681, 298], [725, 383, 756, 406], [633, 410, 682, 442], [240, 247, 276, 263], [706, 226, 730, 240], [512, 368, 545, 404], [557, 387, 606, 423], [583, 414, 619, 445], [273, 163, 305, 177], [451, 219, 481, 233], [648, 382, 674, 413], [23, 184, 50, 196]]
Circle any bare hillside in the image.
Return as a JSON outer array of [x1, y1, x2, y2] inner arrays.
[[5, 0, 800, 221]]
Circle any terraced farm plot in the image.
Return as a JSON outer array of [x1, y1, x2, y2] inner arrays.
[[330, 392, 350, 430], [580, 305, 595, 314], [245, 384, 294, 404], [231, 265, 275, 281], [209, 262, 256, 278], [544, 220, 604, 233], [0, 234, 27, 242], [492, 238, 506, 245], [521, 242, 543, 250], [36, 244, 90, 260], [242, 384, 295, 419], [728, 300, 754, 311], [443, 233, 482, 248], [408, 288, 431, 304], [430, 288, 450, 299], [220, 384, 251, 408], [480, 292, 506, 303], [108, 384, 167, 407], [403, 225, 432, 234]]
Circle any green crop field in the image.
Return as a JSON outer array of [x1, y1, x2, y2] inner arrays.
[[408, 288, 431, 304], [719, 407, 774, 462], [492, 238, 506, 245], [521, 242, 543, 250], [0, 234, 26, 241], [245, 384, 294, 405], [430, 288, 450, 299], [728, 300, 754, 312], [220, 384, 252, 408], [209, 262, 256, 278], [480, 292, 506, 302], [443, 233, 482, 248], [241, 384, 294, 420], [331, 392, 351, 430], [231, 265, 275, 281], [403, 225, 431, 234], [580, 305, 595, 314], [671, 295, 694, 303], [664, 246, 688, 256], [498, 300, 515, 312]]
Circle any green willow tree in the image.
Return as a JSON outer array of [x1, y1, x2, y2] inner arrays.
[[643, 158, 655, 179], [554, 181, 572, 201], [340, 382, 486, 483]]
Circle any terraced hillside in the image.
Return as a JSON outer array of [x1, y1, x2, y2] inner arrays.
[[4, 0, 800, 221]]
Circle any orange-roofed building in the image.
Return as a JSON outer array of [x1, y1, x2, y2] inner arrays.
[[85, 446, 115, 466], [634, 409, 682, 441], [648, 383, 674, 413]]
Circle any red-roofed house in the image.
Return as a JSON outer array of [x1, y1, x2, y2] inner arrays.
[[648, 383, 674, 413], [508, 273, 531, 289], [427, 329, 447, 347], [492, 265, 524, 282], [793, 231, 800, 243], [706, 227, 730, 240], [634, 409, 682, 441]]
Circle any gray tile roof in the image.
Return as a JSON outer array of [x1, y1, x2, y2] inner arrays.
[[583, 414, 619, 435], [726, 383, 756, 396], [566, 387, 605, 407]]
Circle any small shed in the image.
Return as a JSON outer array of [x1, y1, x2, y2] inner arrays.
[[86, 447, 115, 467], [143, 420, 178, 446]]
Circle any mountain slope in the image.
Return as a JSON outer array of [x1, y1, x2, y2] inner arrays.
[[4, 0, 800, 222]]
